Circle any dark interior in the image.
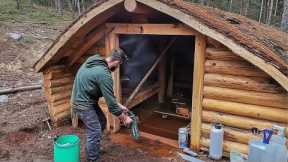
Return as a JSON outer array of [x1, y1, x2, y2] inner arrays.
[[119, 35, 195, 140]]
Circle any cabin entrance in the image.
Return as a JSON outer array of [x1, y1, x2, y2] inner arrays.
[[104, 23, 201, 146], [120, 35, 194, 142]]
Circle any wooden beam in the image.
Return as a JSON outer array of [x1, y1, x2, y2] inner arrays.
[[190, 35, 206, 152], [137, 0, 288, 92], [107, 23, 197, 35], [205, 60, 270, 78], [167, 55, 175, 98], [68, 25, 108, 66], [203, 98, 288, 123], [124, 38, 176, 106], [204, 73, 284, 94], [202, 110, 288, 136], [140, 131, 178, 148], [203, 86, 288, 109], [206, 48, 243, 61], [124, 83, 159, 109]]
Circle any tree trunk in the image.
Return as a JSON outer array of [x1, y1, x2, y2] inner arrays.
[[200, 0, 208, 5], [259, 0, 264, 22], [274, 0, 278, 16], [15, 0, 21, 9], [240, 0, 249, 16], [229, 0, 233, 11], [266, 0, 274, 24], [281, 0, 288, 31]]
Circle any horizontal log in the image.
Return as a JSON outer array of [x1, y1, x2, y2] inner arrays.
[[52, 102, 71, 116], [46, 77, 73, 88], [205, 60, 269, 78], [53, 110, 70, 122], [49, 84, 73, 95], [200, 137, 248, 154], [203, 86, 288, 109], [204, 73, 284, 93], [52, 99, 70, 107], [202, 123, 260, 144], [44, 70, 72, 80], [202, 110, 288, 138], [203, 98, 288, 123], [206, 48, 243, 61], [206, 38, 226, 49], [50, 91, 71, 102], [43, 65, 66, 74], [107, 23, 197, 35], [0, 85, 41, 95]]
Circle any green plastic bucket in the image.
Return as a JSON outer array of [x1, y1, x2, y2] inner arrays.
[[54, 134, 80, 162]]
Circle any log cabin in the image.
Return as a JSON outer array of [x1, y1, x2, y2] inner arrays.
[[34, 0, 288, 155]]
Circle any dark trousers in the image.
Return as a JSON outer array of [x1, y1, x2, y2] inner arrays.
[[74, 105, 107, 161]]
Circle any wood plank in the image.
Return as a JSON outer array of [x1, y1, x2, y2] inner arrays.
[[140, 131, 178, 148], [203, 98, 288, 123], [107, 23, 197, 35], [203, 86, 288, 109], [126, 84, 159, 109], [204, 73, 284, 93], [137, 0, 288, 91], [191, 35, 206, 152], [205, 60, 270, 78], [201, 123, 260, 144]]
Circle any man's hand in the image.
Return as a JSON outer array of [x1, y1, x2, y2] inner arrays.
[[118, 103, 129, 113], [118, 113, 133, 126]]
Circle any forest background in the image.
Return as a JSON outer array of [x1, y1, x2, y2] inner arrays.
[[3, 0, 288, 32]]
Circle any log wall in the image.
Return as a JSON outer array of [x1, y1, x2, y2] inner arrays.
[[200, 44, 288, 154], [43, 65, 74, 123]]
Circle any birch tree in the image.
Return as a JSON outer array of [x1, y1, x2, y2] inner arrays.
[[266, 0, 274, 24]]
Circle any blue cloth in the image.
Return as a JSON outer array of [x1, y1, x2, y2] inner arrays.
[[74, 105, 107, 161]]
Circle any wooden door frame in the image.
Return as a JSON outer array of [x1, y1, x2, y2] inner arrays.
[[105, 23, 205, 151]]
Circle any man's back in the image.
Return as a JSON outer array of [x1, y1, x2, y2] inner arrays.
[[71, 54, 122, 116]]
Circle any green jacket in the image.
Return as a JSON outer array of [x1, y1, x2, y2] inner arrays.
[[71, 54, 123, 116]]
